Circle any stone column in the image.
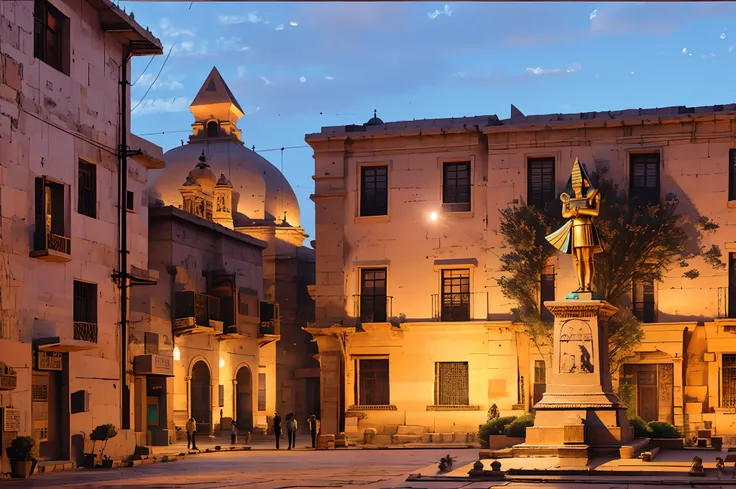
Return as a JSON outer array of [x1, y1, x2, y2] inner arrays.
[[232, 379, 238, 423], [185, 376, 192, 418], [317, 349, 343, 436], [210, 380, 216, 439]]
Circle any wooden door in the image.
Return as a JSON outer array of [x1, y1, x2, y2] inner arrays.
[[637, 369, 658, 422]]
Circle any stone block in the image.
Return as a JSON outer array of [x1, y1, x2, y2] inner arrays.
[[440, 433, 454, 443], [421, 433, 431, 443], [3, 55, 22, 92], [564, 424, 585, 444], [317, 434, 335, 450], [392, 434, 421, 444]]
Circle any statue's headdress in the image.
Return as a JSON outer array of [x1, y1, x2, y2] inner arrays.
[[563, 158, 596, 198]]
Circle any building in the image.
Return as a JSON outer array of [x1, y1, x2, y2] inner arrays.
[[148, 68, 318, 433], [306, 104, 736, 441], [130, 154, 277, 446], [0, 0, 163, 469]]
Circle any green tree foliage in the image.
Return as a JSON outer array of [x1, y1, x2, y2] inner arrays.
[[496, 168, 723, 372]]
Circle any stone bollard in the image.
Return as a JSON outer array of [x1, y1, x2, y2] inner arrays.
[[317, 434, 336, 450], [468, 460, 484, 477], [689, 456, 705, 477]]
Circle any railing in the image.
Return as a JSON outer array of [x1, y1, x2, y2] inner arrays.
[[431, 292, 488, 321], [73, 321, 98, 343], [352, 295, 393, 324], [33, 230, 71, 255], [174, 291, 221, 328], [259, 320, 280, 336], [718, 287, 736, 319]]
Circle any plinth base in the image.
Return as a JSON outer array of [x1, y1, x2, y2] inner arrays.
[[511, 443, 591, 459]]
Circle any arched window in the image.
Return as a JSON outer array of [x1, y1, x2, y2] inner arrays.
[[207, 121, 218, 137]]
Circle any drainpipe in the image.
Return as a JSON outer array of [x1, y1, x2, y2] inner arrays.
[[119, 45, 132, 430]]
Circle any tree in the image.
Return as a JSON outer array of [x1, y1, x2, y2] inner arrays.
[[496, 168, 723, 373]]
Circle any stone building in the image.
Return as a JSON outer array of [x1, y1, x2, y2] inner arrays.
[[149, 67, 318, 433], [131, 155, 277, 447], [306, 104, 736, 441], [0, 0, 163, 469]]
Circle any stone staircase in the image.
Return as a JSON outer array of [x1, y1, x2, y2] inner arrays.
[[364, 425, 478, 445]]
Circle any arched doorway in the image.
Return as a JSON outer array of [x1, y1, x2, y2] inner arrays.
[[236, 366, 253, 431], [190, 361, 211, 434], [206, 121, 218, 137]]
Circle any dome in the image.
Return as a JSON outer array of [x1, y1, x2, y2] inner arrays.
[[148, 67, 301, 228], [365, 109, 384, 126]]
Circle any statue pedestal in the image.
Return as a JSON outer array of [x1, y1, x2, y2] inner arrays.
[[513, 299, 633, 459]]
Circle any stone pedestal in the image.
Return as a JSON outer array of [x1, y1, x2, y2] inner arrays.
[[513, 299, 633, 459]]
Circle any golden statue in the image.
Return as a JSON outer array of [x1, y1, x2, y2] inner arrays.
[[545, 159, 603, 293]]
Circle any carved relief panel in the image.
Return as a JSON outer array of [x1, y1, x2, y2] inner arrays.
[[558, 319, 595, 374]]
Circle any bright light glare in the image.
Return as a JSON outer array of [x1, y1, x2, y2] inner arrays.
[[219, 358, 225, 368], [173, 346, 181, 361], [429, 212, 438, 221]]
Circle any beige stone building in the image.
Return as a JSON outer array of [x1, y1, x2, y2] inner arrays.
[[306, 104, 736, 441], [148, 68, 318, 434], [0, 0, 164, 469]]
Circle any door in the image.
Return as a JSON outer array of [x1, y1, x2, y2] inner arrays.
[[32, 371, 62, 460], [236, 367, 253, 431], [637, 368, 658, 422], [190, 361, 211, 434]]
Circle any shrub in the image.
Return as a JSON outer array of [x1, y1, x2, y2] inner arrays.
[[648, 421, 681, 438], [90, 424, 118, 460], [628, 416, 653, 438], [478, 416, 517, 447], [504, 413, 535, 438], [7, 436, 34, 461]]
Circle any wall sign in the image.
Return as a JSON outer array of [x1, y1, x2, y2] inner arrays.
[[3, 408, 21, 432], [36, 351, 63, 371]]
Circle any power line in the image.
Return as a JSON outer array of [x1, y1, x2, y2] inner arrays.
[[131, 44, 174, 114], [131, 56, 155, 87]]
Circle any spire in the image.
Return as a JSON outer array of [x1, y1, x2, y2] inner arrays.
[[190, 67, 245, 118]]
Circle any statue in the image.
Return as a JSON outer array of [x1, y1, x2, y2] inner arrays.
[[487, 404, 500, 422], [545, 158, 603, 293]]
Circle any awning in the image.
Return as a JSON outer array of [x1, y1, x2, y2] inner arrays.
[[134, 354, 174, 377], [35, 337, 97, 353]]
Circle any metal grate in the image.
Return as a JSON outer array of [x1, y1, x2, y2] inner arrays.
[[144, 332, 159, 355], [258, 373, 266, 411], [32, 383, 48, 402], [357, 359, 390, 406], [723, 354, 736, 408], [435, 362, 469, 406]]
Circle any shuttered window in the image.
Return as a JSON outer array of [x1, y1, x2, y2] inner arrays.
[[630, 153, 660, 205], [527, 157, 555, 209]]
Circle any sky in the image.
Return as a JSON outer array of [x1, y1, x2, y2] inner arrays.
[[119, 1, 736, 240]]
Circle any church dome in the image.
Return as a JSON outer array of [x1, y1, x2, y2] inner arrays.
[[188, 152, 217, 193], [148, 67, 301, 227]]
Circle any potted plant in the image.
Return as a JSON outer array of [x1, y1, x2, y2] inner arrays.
[[6, 436, 37, 479], [90, 424, 118, 468], [81, 431, 96, 469]]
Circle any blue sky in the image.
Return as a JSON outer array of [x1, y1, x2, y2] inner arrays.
[[120, 1, 736, 240]]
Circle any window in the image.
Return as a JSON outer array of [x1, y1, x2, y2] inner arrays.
[[359, 268, 387, 323], [730, 149, 736, 202], [73, 281, 98, 343], [441, 269, 470, 321], [207, 121, 218, 137], [356, 359, 389, 405], [629, 153, 660, 206], [77, 160, 96, 218], [34, 0, 66, 73], [33, 176, 70, 256], [144, 332, 159, 355], [632, 279, 656, 323], [729, 253, 736, 319], [218, 384, 225, 408], [434, 362, 469, 406], [533, 360, 546, 405], [442, 161, 471, 212], [723, 354, 736, 408], [540, 267, 555, 322], [258, 373, 266, 411], [527, 157, 556, 209], [126, 191, 135, 212], [359, 166, 388, 217]]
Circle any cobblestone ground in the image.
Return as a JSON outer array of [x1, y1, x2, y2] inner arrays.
[[4, 448, 477, 489]]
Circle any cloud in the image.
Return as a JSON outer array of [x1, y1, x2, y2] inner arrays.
[[218, 12, 266, 25], [275, 24, 285, 31], [260, 76, 271, 85], [158, 17, 194, 37], [172, 40, 208, 57], [299, 76, 307, 83], [428, 4, 452, 19], [589, 9, 597, 20], [682, 47, 692, 56], [325, 75, 335, 81], [722, 32, 728, 39], [237, 66, 246, 78], [589, 3, 736, 36], [730, 45, 734, 53], [133, 74, 185, 91], [290, 21, 298, 27], [526, 63, 581, 75], [131, 97, 190, 116]]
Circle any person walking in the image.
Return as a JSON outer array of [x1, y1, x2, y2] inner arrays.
[[231, 420, 238, 445], [186, 417, 198, 450], [308, 414, 320, 449], [273, 412, 282, 450], [286, 413, 298, 449]]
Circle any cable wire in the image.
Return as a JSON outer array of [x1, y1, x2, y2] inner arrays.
[[131, 44, 174, 114], [130, 56, 155, 87]]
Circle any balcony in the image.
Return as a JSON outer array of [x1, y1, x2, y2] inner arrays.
[[353, 295, 393, 324], [73, 321, 98, 343], [174, 291, 223, 335], [258, 301, 280, 346], [431, 292, 488, 322], [30, 231, 71, 262]]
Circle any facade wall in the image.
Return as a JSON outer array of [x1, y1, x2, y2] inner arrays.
[[308, 108, 736, 438], [0, 0, 161, 466]]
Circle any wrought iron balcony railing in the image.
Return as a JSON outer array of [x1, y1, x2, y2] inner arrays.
[[353, 295, 393, 324], [73, 321, 98, 343], [431, 292, 489, 322], [174, 291, 221, 331]]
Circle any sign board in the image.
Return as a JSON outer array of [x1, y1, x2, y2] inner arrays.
[[35, 351, 63, 371], [134, 354, 174, 377], [3, 408, 21, 432]]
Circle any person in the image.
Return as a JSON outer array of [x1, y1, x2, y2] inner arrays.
[[231, 420, 237, 445], [308, 414, 320, 448], [186, 417, 197, 450], [273, 412, 282, 449], [286, 413, 298, 449]]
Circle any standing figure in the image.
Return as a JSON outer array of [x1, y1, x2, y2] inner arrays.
[[717, 457, 726, 479], [273, 412, 282, 450], [186, 417, 198, 450], [487, 404, 500, 422], [308, 414, 320, 449], [231, 420, 237, 445], [545, 158, 603, 293], [286, 413, 298, 449]]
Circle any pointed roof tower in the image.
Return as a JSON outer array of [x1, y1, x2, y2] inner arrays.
[[189, 67, 245, 143]]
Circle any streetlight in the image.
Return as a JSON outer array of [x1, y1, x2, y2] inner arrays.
[[429, 212, 438, 222]]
